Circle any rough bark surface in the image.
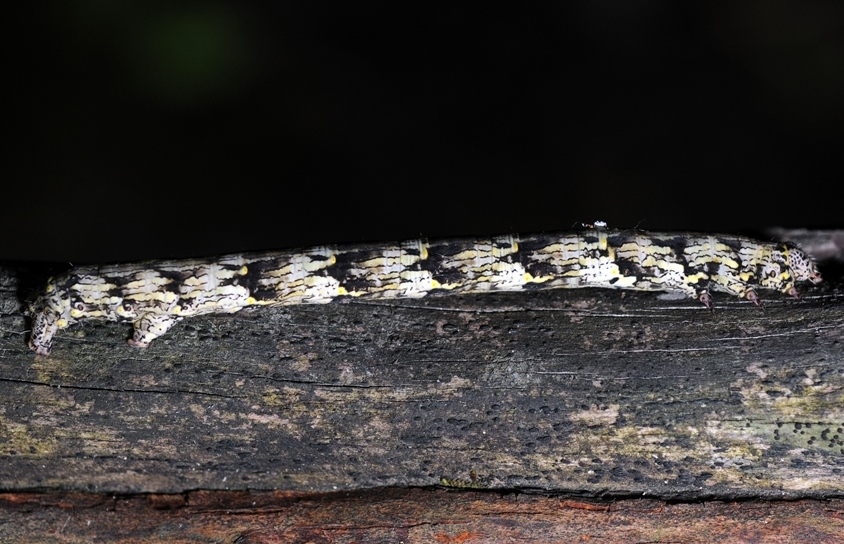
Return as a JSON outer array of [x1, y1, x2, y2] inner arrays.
[[1, 229, 842, 541], [1, 489, 842, 543]]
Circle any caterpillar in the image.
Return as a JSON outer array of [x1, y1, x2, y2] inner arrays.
[[25, 227, 822, 355], [440, 470, 488, 489]]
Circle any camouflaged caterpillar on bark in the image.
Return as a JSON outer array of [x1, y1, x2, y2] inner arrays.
[[25, 226, 822, 355], [440, 470, 488, 489]]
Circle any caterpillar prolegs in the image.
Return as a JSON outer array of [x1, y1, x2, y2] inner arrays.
[[26, 228, 822, 355]]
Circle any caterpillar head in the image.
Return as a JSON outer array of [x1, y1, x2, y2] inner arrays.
[[755, 243, 821, 298], [785, 244, 822, 285]]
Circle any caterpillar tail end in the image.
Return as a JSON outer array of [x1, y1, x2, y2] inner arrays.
[[28, 312, 59, 356], [28, 337, 53, 356]]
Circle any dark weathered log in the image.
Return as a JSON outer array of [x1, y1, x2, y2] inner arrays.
[[0, 232, 842, 540]]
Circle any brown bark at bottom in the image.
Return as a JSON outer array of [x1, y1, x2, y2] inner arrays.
[[2, 488, 843, 543]]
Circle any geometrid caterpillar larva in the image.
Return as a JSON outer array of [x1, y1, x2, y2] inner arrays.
[[26, 226, 822, 355]]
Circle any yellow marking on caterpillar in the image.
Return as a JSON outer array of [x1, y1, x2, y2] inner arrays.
[[685, 272, 708, 284]]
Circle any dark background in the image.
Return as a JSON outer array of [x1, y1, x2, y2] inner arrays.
[[7, 2, 844, 263]]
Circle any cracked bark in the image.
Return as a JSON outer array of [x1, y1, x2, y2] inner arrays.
[[1, 230, 842, 541]]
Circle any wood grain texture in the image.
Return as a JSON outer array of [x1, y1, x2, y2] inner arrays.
[[2, 245, 842, 499], [1, 489, 843, 543]]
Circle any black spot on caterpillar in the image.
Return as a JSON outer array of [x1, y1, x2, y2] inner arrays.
[[25, 227, 822, 355]]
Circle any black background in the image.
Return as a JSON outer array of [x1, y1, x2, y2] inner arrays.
[[7, 2, 844, 263]]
